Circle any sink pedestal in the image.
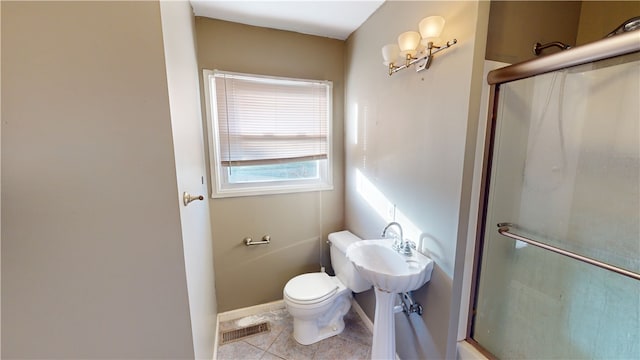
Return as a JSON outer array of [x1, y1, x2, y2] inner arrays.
[[372, 288, 396, 359]]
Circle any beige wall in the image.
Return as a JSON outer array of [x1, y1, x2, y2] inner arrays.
[[344, 1, 488, 359], [576, 1, 640, 45], [194, 18, 346, 312], [1, 1, 194, 358], [486, 1, 581, 63]]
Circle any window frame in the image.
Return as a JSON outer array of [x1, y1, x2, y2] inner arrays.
[[203, 69, 334, 198]]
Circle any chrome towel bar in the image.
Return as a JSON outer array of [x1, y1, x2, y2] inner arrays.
[[244, 235, 271, 246], [497, 223, 640, 281]]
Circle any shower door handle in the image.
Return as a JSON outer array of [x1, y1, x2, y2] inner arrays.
[[497, 223, 640, 281]]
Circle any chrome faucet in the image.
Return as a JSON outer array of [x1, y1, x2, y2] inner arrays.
[[382, 222, 415, 255], [381, 222, 404, 252]]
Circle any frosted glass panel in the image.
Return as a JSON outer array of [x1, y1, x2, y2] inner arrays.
[[473, 53, 640, 358]]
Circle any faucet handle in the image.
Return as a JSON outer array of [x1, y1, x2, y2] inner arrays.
[[401, 240, 416, 255], [391, 238, 402, 251]]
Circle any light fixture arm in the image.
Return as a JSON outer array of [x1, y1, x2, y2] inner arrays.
[[388, 39, 457, 76]]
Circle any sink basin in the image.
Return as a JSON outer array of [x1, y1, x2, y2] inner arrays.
[[345, 238, 434, 293], [345, 238, 435, 359]]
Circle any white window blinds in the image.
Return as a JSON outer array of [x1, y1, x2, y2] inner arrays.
[[212, 71, 331, 167]]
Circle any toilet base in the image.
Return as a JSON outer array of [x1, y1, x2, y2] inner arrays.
[[292, 316, 345, 345], [287, 292, 352, 345]]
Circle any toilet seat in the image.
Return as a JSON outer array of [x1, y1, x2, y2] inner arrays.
[[284, 273, 339, 305]]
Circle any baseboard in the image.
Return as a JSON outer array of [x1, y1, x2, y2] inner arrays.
[[217, 300, 286, 323], [350, 297, 373, 333], [212, 328, 218, 360]]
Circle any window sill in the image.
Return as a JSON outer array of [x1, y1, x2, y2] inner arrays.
[[212, 182, 334, 198]]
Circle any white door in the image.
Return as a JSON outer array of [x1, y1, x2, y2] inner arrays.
[[160, 2, 217, 359]]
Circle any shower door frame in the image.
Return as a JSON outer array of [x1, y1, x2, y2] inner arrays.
[[465, 30, 640, 358]]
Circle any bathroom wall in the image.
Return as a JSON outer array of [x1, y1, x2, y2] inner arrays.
[[344, 1, 488, 359], [486, 1, 581, 64], [194, 18, 346, 312], [576, 1, 640, 45], [1, 1, 194, 357]]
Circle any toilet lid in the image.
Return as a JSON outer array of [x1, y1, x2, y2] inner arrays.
[[284, 273, 338, 304]]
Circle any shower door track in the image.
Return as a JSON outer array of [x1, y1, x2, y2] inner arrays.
[[496, 223, 640, 281], [487, 30, 640, 85]]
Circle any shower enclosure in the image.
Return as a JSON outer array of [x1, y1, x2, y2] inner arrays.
[[469, 30, 640, 358]]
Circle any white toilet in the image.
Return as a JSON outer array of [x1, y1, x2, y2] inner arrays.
[[283, 231, 371, 345]]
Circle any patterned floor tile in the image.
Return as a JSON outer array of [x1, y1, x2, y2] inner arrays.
[[266, 326, 319, 360], [217, 341, 265, 360], [314, 335, 371, 360], [218, 305, 372, 360], [260, 351, 287, 360]]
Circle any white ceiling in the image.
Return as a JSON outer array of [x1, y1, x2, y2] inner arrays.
[[190, 0, 385, 40]]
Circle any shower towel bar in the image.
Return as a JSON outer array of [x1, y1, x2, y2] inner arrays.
[[497, 223, 640, 281]]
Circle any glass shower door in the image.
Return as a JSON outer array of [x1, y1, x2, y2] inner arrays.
[[471, 52, 640, 359]]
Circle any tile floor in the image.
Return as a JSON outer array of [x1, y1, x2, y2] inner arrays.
[[216, 304, 372, 360]]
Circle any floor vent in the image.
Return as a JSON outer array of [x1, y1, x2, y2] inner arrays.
[[220, 322, 270, 345]]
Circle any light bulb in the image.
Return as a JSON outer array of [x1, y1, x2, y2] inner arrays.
[[397, 31, 421, 58], [419, 16, 445, 46], [381, 43, 400, 66]]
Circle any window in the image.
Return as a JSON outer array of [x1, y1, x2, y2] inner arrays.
[[203, 70, 333, 198]]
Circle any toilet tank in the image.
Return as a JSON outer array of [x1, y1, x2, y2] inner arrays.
[[328, 231, 371, 293]]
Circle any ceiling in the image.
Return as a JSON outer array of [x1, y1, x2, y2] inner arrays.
[[190, 0, 385, 40]]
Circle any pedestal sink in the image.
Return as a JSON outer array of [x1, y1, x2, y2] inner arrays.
[[346, 238, 434, 360]]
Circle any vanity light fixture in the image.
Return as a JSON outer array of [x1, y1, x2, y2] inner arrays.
[[382, 16, 457, 76]]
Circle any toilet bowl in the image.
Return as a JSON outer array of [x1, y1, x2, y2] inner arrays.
[[283, 231, 371, 345]]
